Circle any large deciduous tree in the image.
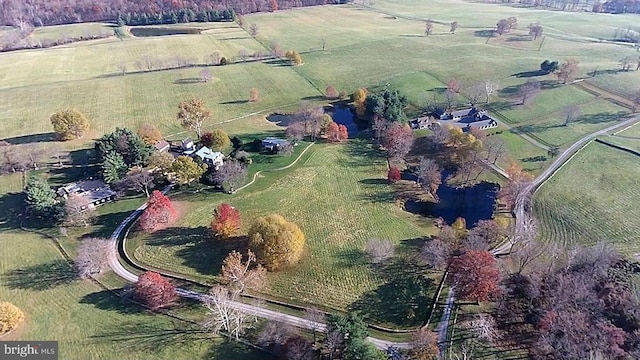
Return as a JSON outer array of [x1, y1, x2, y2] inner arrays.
[[134, 271, 177, 310], [382, 123, 414, 162], [50, 108, 90, 141], [528, 22, 543, 39], [139, 190, 177, 232], [120, 168, 155, 197], [517, 80, 542, 105], [562, 104, 581, 126], [421, 238, 451, 270], [410, 328, 439, 360], [211, 203, 240, 239], [213, 160, 247, 193], [285, 49, 303, 65], [352, 88, 368, 118], [449, 250, 501, 302], [202, 129, 230, 150], [171, 156, 207, 185], [75, 237, 111, 279], [417, 157, 442, 199], [294, 103, 324, 140], [63, 194, 96, 228], [249, 214, 305, 271], [221, 250, 266, 295], [557, 58, 580, 84], [178, 98, 211, 139], [202, 285, 255, 341], [137, 124, 163, 145], [0, 302, 25, 335]]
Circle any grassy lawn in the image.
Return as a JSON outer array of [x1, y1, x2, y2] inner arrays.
[[494, 129, 550, 174], [130, 141, 438, 328], [602, 136, 640, 152], [0, 174, 267, 360], [534, 142, 640, 257], [30, 22, 114, 42], [513, 98, 630, 146], [618, 122, 640, 137]]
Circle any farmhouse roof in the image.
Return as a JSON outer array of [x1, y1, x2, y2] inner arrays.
[[262, 137, 290, 147], [194, 146, 224, 161], [154, 140, 170, 152]]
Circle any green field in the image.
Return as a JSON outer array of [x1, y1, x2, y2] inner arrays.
[[130, 141, 437, 327], [0, 175, 266, 360], [534, 142, 640, 257]]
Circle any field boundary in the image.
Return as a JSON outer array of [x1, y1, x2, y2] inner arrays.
[[594, 138, 640, 157]]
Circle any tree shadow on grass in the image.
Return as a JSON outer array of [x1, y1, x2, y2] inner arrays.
[[146, 226, 247, 276], [0, 192, 24, 231], [473, 29, 495, 38], [174, 78, 203, 85], [80, 289, 145, 315], [358, 178, 387, 185], [349, 257, 434, 328], [205, 340, 275, 360], [3, 259, 78, 291], [577, 111, 629, 124], [219, 100, 249, 105], [335, 249, 368, 268], [341, 139, 386, 168], [91, 321, 210, 353], [511, 70, 547, 78], [1, 132, 57, 145]]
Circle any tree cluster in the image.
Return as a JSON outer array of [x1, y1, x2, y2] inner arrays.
[[497, 241, 640, 359], [495, 16, 518, 36], [365, 89, 408, 123], [95, 128, 154, 184]]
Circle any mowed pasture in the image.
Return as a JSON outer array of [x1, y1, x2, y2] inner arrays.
[[0, 175, 266, 360], [131, 142, 436, 326], [534, 142, 640, 257]]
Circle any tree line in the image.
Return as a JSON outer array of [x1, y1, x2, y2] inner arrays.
[[0, 0, 337, 29], [481, 0, 640, 14]]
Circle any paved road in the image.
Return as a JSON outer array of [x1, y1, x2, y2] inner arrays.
[[436, 288, 455, 358], [106, 185, 409, 350]]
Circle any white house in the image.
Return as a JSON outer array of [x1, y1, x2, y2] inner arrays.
[[193, 146, 224, 168]]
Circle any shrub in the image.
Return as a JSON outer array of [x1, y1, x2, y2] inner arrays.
[[387, 167, 401, 183]]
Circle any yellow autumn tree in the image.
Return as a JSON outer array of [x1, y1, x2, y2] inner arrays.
[[138, 124, 163, 145], [0, 302, 25, 334], [352, 88, 368, 118], [285, 50, 303, 66], [50, 108, 90, 141], [248, 214, 305, 271]]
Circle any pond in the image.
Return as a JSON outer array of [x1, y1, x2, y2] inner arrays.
[[330, 105, 362, 138], [403, 172, 498, 228], [129, 27, 203, 37], [266, 105, 364, 138]]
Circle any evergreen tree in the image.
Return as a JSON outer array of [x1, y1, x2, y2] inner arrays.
[[24, 175, 63, 222], [102, 152, 128, 184]]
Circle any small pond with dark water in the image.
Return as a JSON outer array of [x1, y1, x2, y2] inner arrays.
[[403, 171, 499, 228], [129, 27, 203, 37], [266, 105, 365, 138]]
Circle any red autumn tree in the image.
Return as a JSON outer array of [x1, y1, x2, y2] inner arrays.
[[139, 190, 177, 232], [134, 271, 177, 310], [387, 167, 401, 183], [449, 250, 501, 302], [211, 203, 240, 239], [325, 122, 348, 142]]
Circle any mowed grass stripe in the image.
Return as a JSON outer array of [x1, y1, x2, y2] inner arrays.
[[534, 142, 640, 256]]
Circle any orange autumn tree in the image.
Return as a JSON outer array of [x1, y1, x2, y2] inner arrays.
[[449, 250, 501, 302], [139, 190, 177, 232], [325, 122, 348, 142], [211, 203, 240, 239], [134, 271, 177, 310], [500, 162, 534, 211]]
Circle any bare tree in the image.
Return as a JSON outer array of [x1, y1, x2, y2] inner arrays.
[[557, 58, 580, 84], [324, 330, 344, 360], [200, 68, 212, 83], [202, 285, 256, 341], [483, 79, 500, 103], [285, 122, 306, 141], [121, 168, 154, 197], [468, 314, 498, 343], [214, 160, 247, 193], [634, 89, 640, 111], [464, 83, 485, 106], [277, 143, 294, 156], [208, 51, 222, 65], [444, 89, 457, 110], [64, 195, 97, 228], [421, 238, 451, 270], [75, 237, 111, 279], [257, 320, 294, 348], [221, 250, 266, 296], [425, 19, 434, 36], [294, 103, 324, 140], [117, 62, 127, 76], [562, 104, 581, 126], [321, 37, 327, 51], [365, 238, 395, 264], [0, 145, 30, 173], [528, 22, 543, 40], [141, 54, 157, 71], [249, 23, 259, 37], [372, 115, 388, 144], [303, 308, 325, 343], [483, 136, 507, 164], [517, 80, 541, 105], [238, 48, 249, 62], [450, 21, 459, 34], [417, 157, 442, 199]]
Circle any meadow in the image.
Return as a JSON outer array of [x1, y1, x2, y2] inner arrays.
[[130, 141, 437, 327], [534, 142, 640, 257], [0, 175, 266, 360]]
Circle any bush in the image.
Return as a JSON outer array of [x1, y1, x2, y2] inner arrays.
[[387, 167, 401, 183], [0, 302, 25, 334]]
